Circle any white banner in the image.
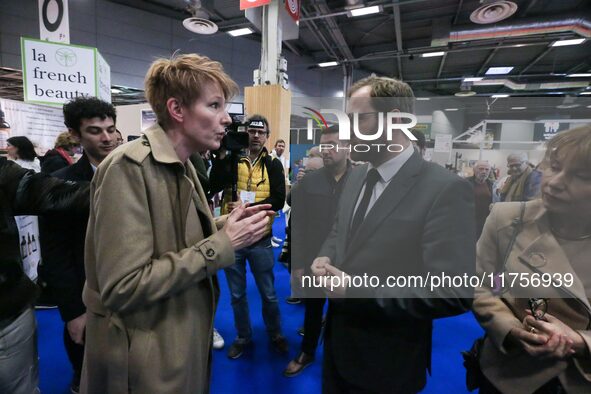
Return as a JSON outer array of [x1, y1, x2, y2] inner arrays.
[[38, 0, 70, 43], [96, 52, 111, 103], [14, 215, 41, 281], [0, 98, 64, 153], [434, 133, 452, 153], [21, 37, 111, 106]]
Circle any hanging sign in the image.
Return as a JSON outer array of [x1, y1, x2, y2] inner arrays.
[[38, 0, 70, 43], [285, 0, 300, 22], [21, 37, 111, 106]]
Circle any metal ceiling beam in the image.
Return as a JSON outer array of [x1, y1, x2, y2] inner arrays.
[[393, 1, 404, 80], [452, 0, 464, 25], [566, 62, 590, 74], [519, 46, 553, 75], [314, 1, 355, 62], [436, 53, 447, 88], [476, 45, 502, 76], [300, 6, 340, 61], [300, 0, 433, 22], [519, 0, 539, 17], [283, 41, 303, 57]]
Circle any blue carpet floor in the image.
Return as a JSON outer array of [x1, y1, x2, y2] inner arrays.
[[36, 212, 484, 393]]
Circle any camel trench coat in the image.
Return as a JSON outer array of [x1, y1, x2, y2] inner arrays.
[[474, 200, 591, 394], [81, 124, 234, 393]]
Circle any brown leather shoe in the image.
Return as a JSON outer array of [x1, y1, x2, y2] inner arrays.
[[283, 352, 315, 377]]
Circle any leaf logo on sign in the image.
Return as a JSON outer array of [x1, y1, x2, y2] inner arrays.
[[55, 48, 77, 67]]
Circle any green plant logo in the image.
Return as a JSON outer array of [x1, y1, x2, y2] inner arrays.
[[55, 48, 77, 67]]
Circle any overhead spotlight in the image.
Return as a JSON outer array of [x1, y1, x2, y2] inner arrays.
[[227, 28, 253, 37], [318, 61, 338, 67], [551, 38, 586, 47], [463, 77, 483, 82], [421, 51, 445, 58], [486, 67, 514, 75], [348, 5, 382, 17]]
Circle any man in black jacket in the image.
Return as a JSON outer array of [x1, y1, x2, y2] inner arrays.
[[39, 97, 117, 393], [284, 126, 352, 377], [0, 157, 89, 394]]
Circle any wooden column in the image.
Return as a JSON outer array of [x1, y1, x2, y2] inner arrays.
[[244, 84, 291, 151]]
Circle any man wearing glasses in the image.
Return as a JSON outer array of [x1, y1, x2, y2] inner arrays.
[[501, 152, 542, 202], [211, 114, 288, 359]]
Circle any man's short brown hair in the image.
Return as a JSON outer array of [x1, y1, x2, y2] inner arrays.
[[145, 53, 238, 128], [348, 76, 415, 114]]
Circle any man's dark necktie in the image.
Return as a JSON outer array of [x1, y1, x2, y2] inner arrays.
[[349, 168, 381, 241]]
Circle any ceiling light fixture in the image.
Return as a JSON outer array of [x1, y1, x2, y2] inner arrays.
[[416, 97, 430, 100], [444, 108, 459, 111], [486, 67, 514, 75], [568, 73, 591, 77], [421, 51, 445, 58], [551, 38, 586, 47], [579, 91, 591, 95], [492, 94, 510, 98], [511, 106, 526, 110], [348, 5, 382, 17], [463, 77, 483, 82], [227, 28, 253, 37], [318, 61, 338, 68]]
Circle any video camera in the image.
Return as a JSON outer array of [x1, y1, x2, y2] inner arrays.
[[221, 113, 249, 152]]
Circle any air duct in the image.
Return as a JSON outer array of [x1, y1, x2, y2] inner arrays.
[[472, 78, 589, 91], [432, 13, 591, 46]]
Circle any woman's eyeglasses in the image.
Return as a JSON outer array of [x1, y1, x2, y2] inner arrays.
[[528, 298, 548, 320]]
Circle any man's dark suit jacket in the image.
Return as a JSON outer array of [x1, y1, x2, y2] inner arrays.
[[291, 166, 350, 272], [39, 154, 94, 322], [318, 150, 475, 393]]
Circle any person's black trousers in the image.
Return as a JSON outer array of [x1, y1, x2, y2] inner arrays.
[[301, 297, 326, 355], [63, 326, 84, 385]]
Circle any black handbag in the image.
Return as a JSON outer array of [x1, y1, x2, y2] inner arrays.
[[461, 202, 526, 391]]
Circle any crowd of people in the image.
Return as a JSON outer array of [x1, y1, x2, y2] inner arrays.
[[1, 52, 590, 394]]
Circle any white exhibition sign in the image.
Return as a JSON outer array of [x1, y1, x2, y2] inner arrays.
[[96, 52, 111, 103], [0, 98, 64, 154], [38, 0, 70, 43], [21, 37, 111, 105], [434, 133, 453, 153]]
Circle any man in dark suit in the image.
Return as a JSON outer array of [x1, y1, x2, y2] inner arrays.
[[284, 126, 352, 377], [311, 76, 475, 393], [39, 97, 117, 394]]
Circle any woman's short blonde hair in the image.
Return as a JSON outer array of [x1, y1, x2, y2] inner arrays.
[[144, 53, 238, 128], [543, 124, 591, 170], [54, 131, 79, 149]]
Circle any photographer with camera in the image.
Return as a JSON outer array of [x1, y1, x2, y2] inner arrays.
[[210, 114, 287, 359]]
